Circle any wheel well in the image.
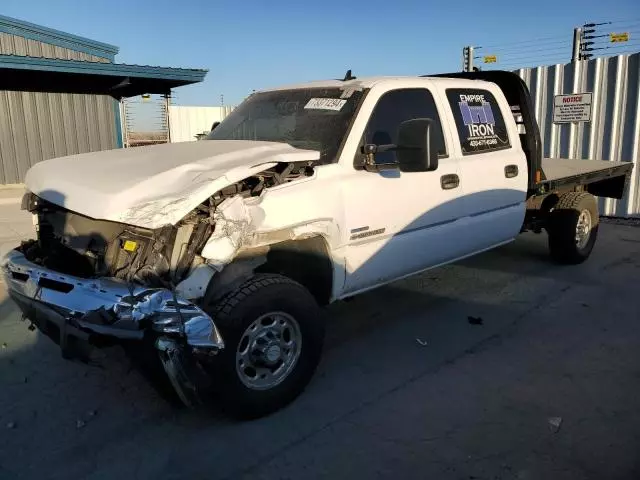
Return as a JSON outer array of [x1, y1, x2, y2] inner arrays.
[[256, 236, 333, 305], [540, 193, 560, 213], [524, 192, 560, 231]]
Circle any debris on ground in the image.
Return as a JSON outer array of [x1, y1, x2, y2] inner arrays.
[[6, 422, 16, 429], [88, 410, 97, 417], [547, 416, 563, 433], [416, 338, 428, 346], [468, 316, 484, 325], [27, 323, 36, 331], [76, 419, 86, 429], [1, 342, 7, 348]]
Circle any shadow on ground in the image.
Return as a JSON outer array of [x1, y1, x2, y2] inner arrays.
[[1, 223, 639, 480]]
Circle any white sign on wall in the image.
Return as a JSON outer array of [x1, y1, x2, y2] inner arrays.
[[553, 93, 593, 123]]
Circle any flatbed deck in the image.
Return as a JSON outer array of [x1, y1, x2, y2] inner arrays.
[[541, 158, 630, 181], [537, 158, 633, 193]]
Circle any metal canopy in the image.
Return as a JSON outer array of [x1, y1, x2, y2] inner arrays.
[[0, 54, 207, 99]]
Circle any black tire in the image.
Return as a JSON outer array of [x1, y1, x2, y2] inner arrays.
[[547, 192, 599, 264], [201, 274, 324, 419]]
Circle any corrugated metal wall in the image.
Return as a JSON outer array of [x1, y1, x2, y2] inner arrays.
[[0, 92, 116, 184], [0, 32, 109, 62], [514, 53, 640, 217], [0, 33, 117, 184], [169, 105, 235, 143]]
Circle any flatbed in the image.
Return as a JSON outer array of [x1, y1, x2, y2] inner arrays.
[[541, 158, 631, 182], [536, 158, 633, 198]]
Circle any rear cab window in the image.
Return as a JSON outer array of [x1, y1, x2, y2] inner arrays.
[[445, 89, 511, 155]]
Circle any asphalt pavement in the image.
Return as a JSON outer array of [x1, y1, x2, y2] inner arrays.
[[1, 220, 639, 480]]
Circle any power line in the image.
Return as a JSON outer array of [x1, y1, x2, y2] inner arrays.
[[476, 34, 567, 49], [606, 23, 640, 31], [601, 18, 640, 26], [600, 41, 640, 47], [487, 60, 569, 70], [584, 29, 639, 41], [482, 37, 570, 49], [476, 48, 572, 65], [496, 58, 568, 67], [491, 46, 572, 57], [492, 54, 570, 65], [481, 40, 570, 54]]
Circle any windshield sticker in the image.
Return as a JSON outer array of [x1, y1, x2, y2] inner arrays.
[[304, 98, 347, 111], [458, 94, 500, 149]]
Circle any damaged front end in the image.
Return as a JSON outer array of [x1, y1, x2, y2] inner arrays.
[[2, 248, 224, 405], [0, 193, 232, 405], [5, 160, 315, 407]]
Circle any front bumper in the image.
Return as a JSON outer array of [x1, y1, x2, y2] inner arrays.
[[1, 249, 224, 352]]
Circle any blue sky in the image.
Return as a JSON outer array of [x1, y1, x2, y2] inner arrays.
[[3, 0, 639, 109]]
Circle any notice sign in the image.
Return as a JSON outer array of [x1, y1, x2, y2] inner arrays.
[[553, 93, 593, 123]]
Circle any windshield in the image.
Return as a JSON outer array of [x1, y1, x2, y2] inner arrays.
[[206, 87, 364, 164]]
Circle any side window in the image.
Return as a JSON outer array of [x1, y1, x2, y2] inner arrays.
[[445, 88, 511, 155], [360, 88, 447, 165]]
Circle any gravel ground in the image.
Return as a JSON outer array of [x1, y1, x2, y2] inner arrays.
[[1, 222, 639, 480]]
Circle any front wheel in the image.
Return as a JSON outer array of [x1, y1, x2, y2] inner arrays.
[[201, 274, 324, 419], [547, 192, 599, 264]]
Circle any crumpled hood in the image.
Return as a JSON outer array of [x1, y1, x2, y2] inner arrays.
[[25, 140, 319, 229]]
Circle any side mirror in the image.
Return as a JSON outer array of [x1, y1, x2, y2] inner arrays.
[[396, 118, 438, 172]]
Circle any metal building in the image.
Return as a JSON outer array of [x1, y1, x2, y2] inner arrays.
[[0, 14, 207, 185]]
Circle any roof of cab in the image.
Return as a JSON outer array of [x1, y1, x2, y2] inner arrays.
[[256, 75, 496, 94]]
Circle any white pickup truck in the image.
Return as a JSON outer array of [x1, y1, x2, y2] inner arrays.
[[2, 70, 633, 418]]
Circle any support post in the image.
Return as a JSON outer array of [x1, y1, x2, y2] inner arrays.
[[462, 46, 474, 72], [572, 27, 582, 62]]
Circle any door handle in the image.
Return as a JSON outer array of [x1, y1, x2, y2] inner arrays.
[[505, 165, 519, 178], [440, 174, 460, 190]]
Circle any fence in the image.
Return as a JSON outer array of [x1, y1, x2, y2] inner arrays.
[[513, 52, 639, 217]]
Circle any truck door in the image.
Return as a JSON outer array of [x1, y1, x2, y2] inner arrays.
[[341, 87, 468, 295], [441, 86, 528, 254]]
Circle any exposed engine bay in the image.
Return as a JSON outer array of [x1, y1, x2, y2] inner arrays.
[[20, 161, 314, 289]]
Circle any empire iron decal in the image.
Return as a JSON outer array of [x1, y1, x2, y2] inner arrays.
[[458, 94, 500, 149]]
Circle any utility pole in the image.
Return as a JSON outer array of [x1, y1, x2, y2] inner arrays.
[[571, 27, 582, 62], [462, 46, 474, 72]]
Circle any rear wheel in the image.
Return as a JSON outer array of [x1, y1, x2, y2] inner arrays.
[[201, 274, 324, 419], [547, 192, 599, 264]]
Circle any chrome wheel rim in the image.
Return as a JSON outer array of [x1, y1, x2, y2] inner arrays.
[[575, 209, 592, 249], [235, 312, 302, 390]]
